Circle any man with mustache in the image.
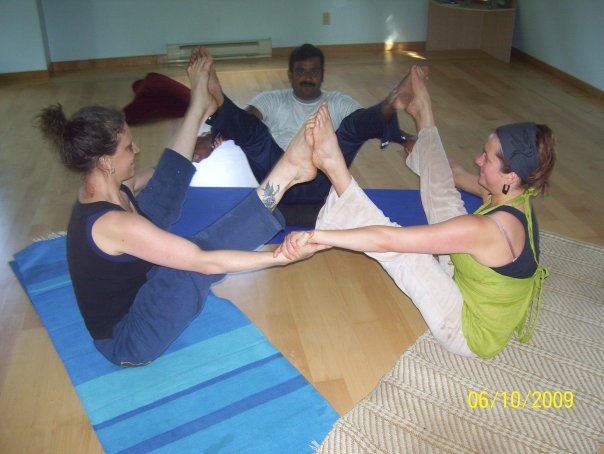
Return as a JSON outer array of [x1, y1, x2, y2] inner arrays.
[[205, 43, 415, 225]]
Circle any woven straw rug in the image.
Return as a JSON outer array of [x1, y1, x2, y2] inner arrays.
[[318, 232, 604, 453]]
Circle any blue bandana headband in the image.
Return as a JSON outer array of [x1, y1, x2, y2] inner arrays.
[[496, 122, 538, 183]]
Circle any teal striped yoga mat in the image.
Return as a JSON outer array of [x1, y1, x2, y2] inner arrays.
[[12, 187, 482, 452], [12, 235, 338, 453]]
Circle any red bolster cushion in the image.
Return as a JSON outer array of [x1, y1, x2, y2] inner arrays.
[[123, 72, 191, 125]]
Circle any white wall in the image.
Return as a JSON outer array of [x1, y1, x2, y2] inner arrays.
[[513, 0, 604, 91], [40, 0, 427, 62], [0, 0, 48, 73], [1, 0, 603, 93]]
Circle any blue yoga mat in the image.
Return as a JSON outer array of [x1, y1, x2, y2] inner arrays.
[[12, 244, 337, 453], [170, 187, 482, 243], [11, 187, 481, 453]]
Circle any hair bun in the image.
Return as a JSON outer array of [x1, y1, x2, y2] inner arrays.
[[37, 103, 67, 150]]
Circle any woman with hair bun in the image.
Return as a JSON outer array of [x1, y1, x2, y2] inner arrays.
[[278, 66, 557, 359], [37, 49, 325, 367]]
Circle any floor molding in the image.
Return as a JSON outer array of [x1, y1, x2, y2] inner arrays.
[[272, 41, 426, 58], [0, 69, 49, 82], [49, 54, 167, 73], [511, 47, 603, 99]]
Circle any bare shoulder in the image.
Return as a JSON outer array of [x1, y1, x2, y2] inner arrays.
[[92, 209, 144, 233], [91, 209, 166, 256], [440, 214, 501, 253]]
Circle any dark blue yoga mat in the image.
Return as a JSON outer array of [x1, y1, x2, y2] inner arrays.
[[171, 187, 482, 243]]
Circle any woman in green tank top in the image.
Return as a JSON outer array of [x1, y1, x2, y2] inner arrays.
[[276, 65, 557, 358]]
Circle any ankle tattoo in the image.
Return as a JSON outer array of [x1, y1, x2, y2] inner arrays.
[[260, 181, 280, 210]]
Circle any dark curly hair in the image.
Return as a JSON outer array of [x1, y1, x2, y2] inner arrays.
[[36, 104, 125, 173]]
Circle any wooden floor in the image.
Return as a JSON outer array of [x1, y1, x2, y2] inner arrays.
[[1, 49, 603, 453]]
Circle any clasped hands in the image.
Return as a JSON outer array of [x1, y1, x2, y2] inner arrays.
[[274, 230, 331, 261]]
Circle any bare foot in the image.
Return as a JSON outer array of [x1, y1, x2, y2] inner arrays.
[[283, 113, 317, 186], [311, 102, 352, 195], [256, 114, 317, 210], [187, 48, 218, 119], [311, 102, 345, 174], [386, 71, 412, 111], [405, 66, 434, 131], [386, 66, 429, 111], [199, 47, 225, 107]]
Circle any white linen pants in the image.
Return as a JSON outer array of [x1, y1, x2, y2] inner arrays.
[[316, 126, 476, 357]]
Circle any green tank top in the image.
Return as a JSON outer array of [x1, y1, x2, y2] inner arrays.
[[451, 189, 548, 358]]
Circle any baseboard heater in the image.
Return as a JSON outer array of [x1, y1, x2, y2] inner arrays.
[[166, 38, 272, 63]]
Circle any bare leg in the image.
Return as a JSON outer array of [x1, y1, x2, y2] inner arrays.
[[190, 48, 236, 163], [256, 114, 317, 210], [311, 102, 352, 196], [167, 49, 217, 160]]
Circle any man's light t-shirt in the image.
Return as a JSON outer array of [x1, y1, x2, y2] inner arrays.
[[249, 89, 361, 150]]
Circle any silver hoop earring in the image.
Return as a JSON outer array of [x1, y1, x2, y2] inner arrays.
[[502, 184, 510, 195]]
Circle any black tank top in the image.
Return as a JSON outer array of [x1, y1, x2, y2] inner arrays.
[[66, 186, 153, 339], [489, 205, 540, 279]]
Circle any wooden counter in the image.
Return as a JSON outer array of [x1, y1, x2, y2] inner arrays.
[[426, 0, 516, 62]]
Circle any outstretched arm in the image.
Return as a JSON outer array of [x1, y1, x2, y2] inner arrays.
[[277, 214, 508, 266], [91, 210, 318, 275]]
